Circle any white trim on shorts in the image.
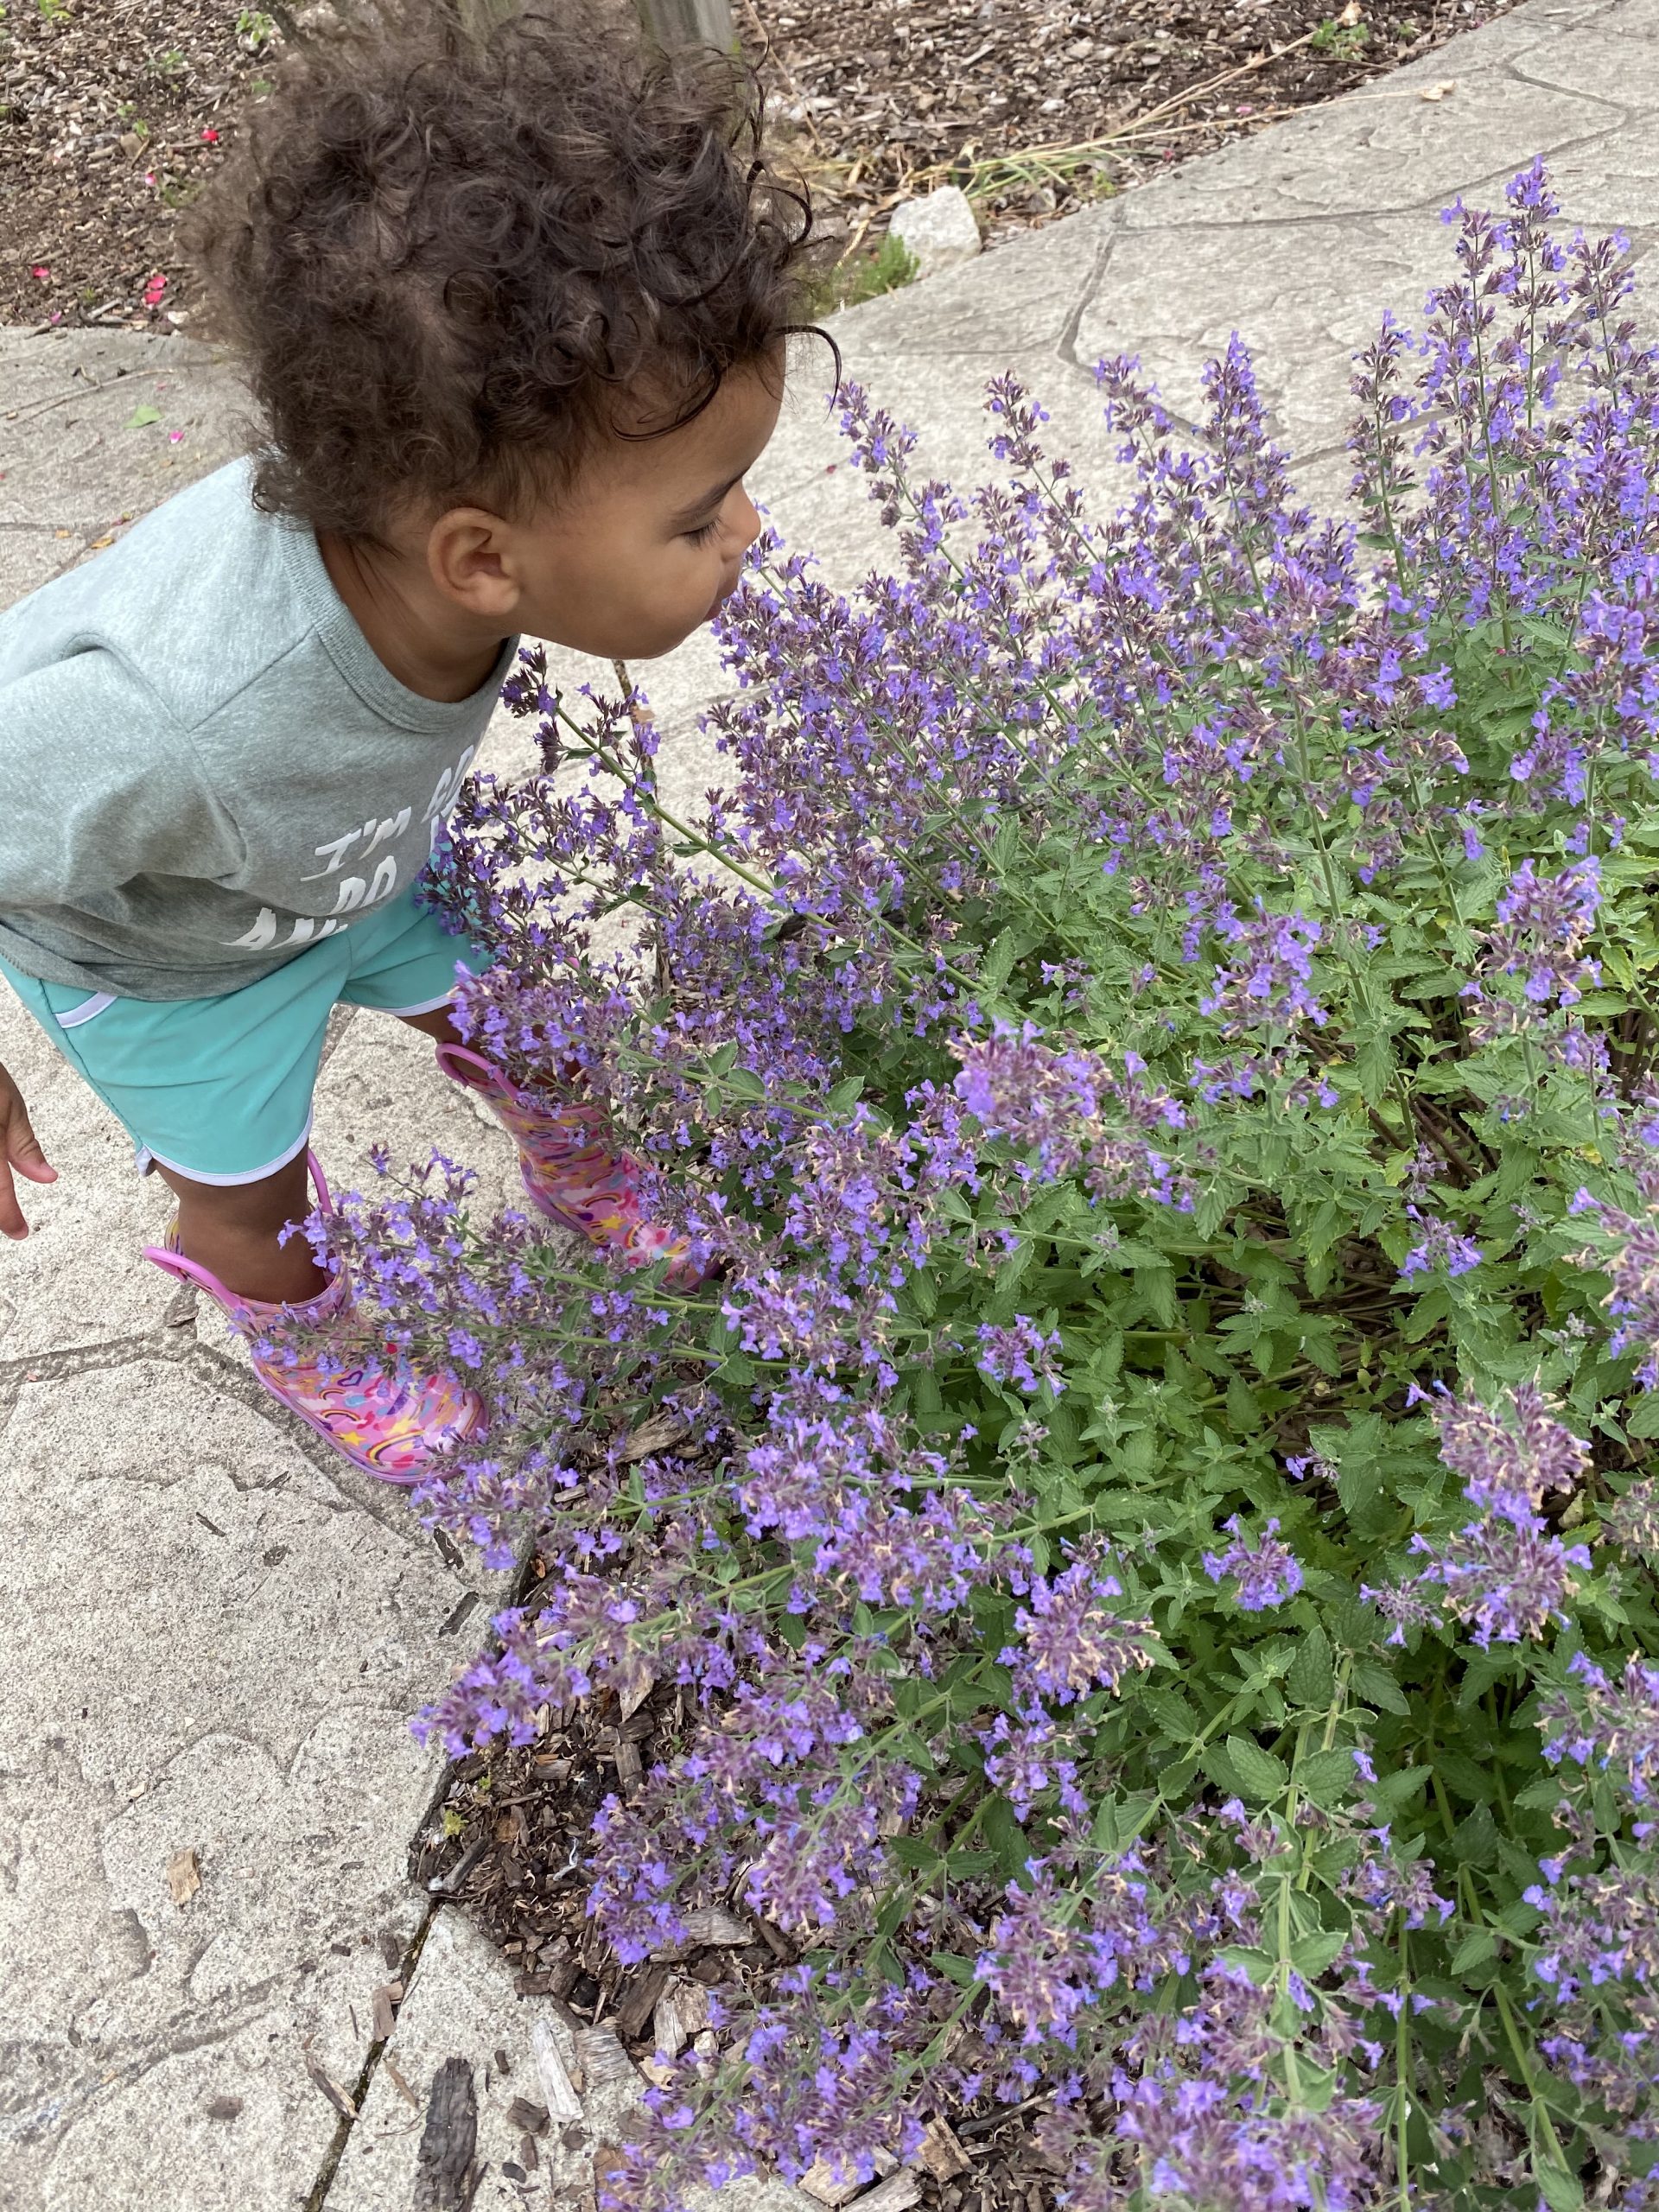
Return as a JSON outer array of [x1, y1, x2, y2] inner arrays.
[[54, 991, 117, 1029], [378, 987, 461, 1019], [134, 1112, 314, 1188]]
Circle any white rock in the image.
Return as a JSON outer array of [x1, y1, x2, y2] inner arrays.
[[887, 186, 982, 278]]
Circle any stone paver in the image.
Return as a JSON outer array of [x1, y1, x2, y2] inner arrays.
[[4, 1, 1659, 2200], [327, 1909, 812, 2212]]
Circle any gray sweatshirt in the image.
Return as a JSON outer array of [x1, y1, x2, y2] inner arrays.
[[0, 460, 514, 1000]]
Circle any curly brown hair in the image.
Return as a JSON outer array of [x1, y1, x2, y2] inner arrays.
[[188, 0, 818, 540]]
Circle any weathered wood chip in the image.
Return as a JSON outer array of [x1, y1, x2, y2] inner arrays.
[[800, 2151, 898, 2208], [651, 1986, 687, 2061], [302, 2052, 358, 2120], [412, 2056, 476, 2212], [688, 1904, 753, 1946], [613, 1961, 669, 2040], [670, 1978, 713, 2038], [613, 1655, 656, 1725], [506, 2095, 550, 2136], [593, 2141, 629, 2192], [370, 1983, 398, 2042], [530, 2017, 585, 2121], [918, 2120, 975, 2182], [651, 1904, 753, 1959], [383, 2050, 422, 2110], [166, 1847, 200, 1907], [620, 1408, 690, 1462], [753, 1914, 798, 1963], [855, 2171, 924, 2212], [574, 2023, 639, 2091]]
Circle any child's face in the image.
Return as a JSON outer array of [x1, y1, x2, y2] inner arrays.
[[457, 362, 784, 663]]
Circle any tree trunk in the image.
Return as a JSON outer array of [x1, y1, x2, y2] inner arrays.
[[632, 0, 736, 53]]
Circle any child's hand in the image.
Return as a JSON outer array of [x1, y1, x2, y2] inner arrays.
[[0, 1064, 57, 1239]]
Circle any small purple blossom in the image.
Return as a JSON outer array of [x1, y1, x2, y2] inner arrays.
[[1202, 1516, 1305, 1611]]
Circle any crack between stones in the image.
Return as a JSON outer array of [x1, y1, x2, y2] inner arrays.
[[1058, 226, 1116, 372], [0, 1322, 443, 1544], [305, 1892, 442, 2207], [8, 1977, 323, 2158], [304, 1532, 546, 2204], [1111, 108, 1650, 243], [1500, 55, 1640, 113]]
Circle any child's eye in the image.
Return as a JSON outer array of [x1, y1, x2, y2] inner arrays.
[[684, 517, 721, 546]]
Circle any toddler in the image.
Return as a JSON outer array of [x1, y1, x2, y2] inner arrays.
[[0, 0, 810, 1480]]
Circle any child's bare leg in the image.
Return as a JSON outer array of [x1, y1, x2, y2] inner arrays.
[[398, 1003, 464, 1047], [152, 1152, 328, 1305], [156, 1012, 461, 1306]]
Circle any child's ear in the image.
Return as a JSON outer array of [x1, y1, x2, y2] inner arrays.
[[426, 507, 522, 620]]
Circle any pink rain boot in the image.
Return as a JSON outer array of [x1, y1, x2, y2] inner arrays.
[[435, 1042, 702, 1282], [143, 1152, 486, 1485]]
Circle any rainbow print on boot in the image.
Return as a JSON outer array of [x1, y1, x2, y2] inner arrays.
[[435, 1042, 705, 1285], [143, 1152, 486, 1485]]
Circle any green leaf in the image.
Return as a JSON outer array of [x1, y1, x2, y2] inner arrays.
[[1290, 1929, 1347, 1980], [124, 402, 162, 428], [1200, 1742, 1247, 1798], [1351, 1660, 1411, 1716], [1371, 1764, 1429, 1810], [1225, 1375, 1264, 1431], [1217, 1945, 1276, 1986], [1356, 1034, 1396, 1109], [1449, 1924, 1497, 1974], [1296, 1746, 1359, 1805], [1450, 1802, 1499, 1869], [980, 928, 1020, 991], [1515, 1775, 1567, 1811], [1532, 2155, 1585, 2212], [1225, 1733, 1289, 1802], [1145, 1688, 1200, 1739], [888, 1834, 943, 1872], [1287, 1624, 1335, 1710], [944, 1847, 995, 1878], [982, 1794, 1030, 1878]]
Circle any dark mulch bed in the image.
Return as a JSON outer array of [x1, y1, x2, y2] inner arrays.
[[2, 0, 1522, 328], [0, 0, 269, 329], [410, 1578, 1058, 2211], [752, 0, 1524, 259]]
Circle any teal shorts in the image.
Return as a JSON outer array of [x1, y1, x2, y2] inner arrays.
[[0, 888, 486, 1185]]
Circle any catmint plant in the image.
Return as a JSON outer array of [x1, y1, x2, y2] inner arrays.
[[327, 161, 1659, 2209]]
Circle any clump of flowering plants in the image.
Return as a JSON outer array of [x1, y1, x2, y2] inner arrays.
[[335, 163, 1659, 2206]]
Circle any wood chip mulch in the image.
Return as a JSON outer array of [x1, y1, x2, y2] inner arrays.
[[750, 0, 1524, 263], [3, 0, 1523, 329], [410, 1554, 1063, 2212]]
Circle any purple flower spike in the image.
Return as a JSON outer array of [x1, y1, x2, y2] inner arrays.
[[1202, 1516, 1305, 1611]]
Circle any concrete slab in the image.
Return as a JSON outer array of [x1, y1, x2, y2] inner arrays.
[[0, 327, 248, 576], [0, 1352, 492, 2210]]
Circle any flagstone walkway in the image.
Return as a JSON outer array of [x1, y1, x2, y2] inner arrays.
[[3, 2, 1656, 2201]]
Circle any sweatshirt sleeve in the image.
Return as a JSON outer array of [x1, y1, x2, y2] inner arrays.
[[0, 648, 242, 908]]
